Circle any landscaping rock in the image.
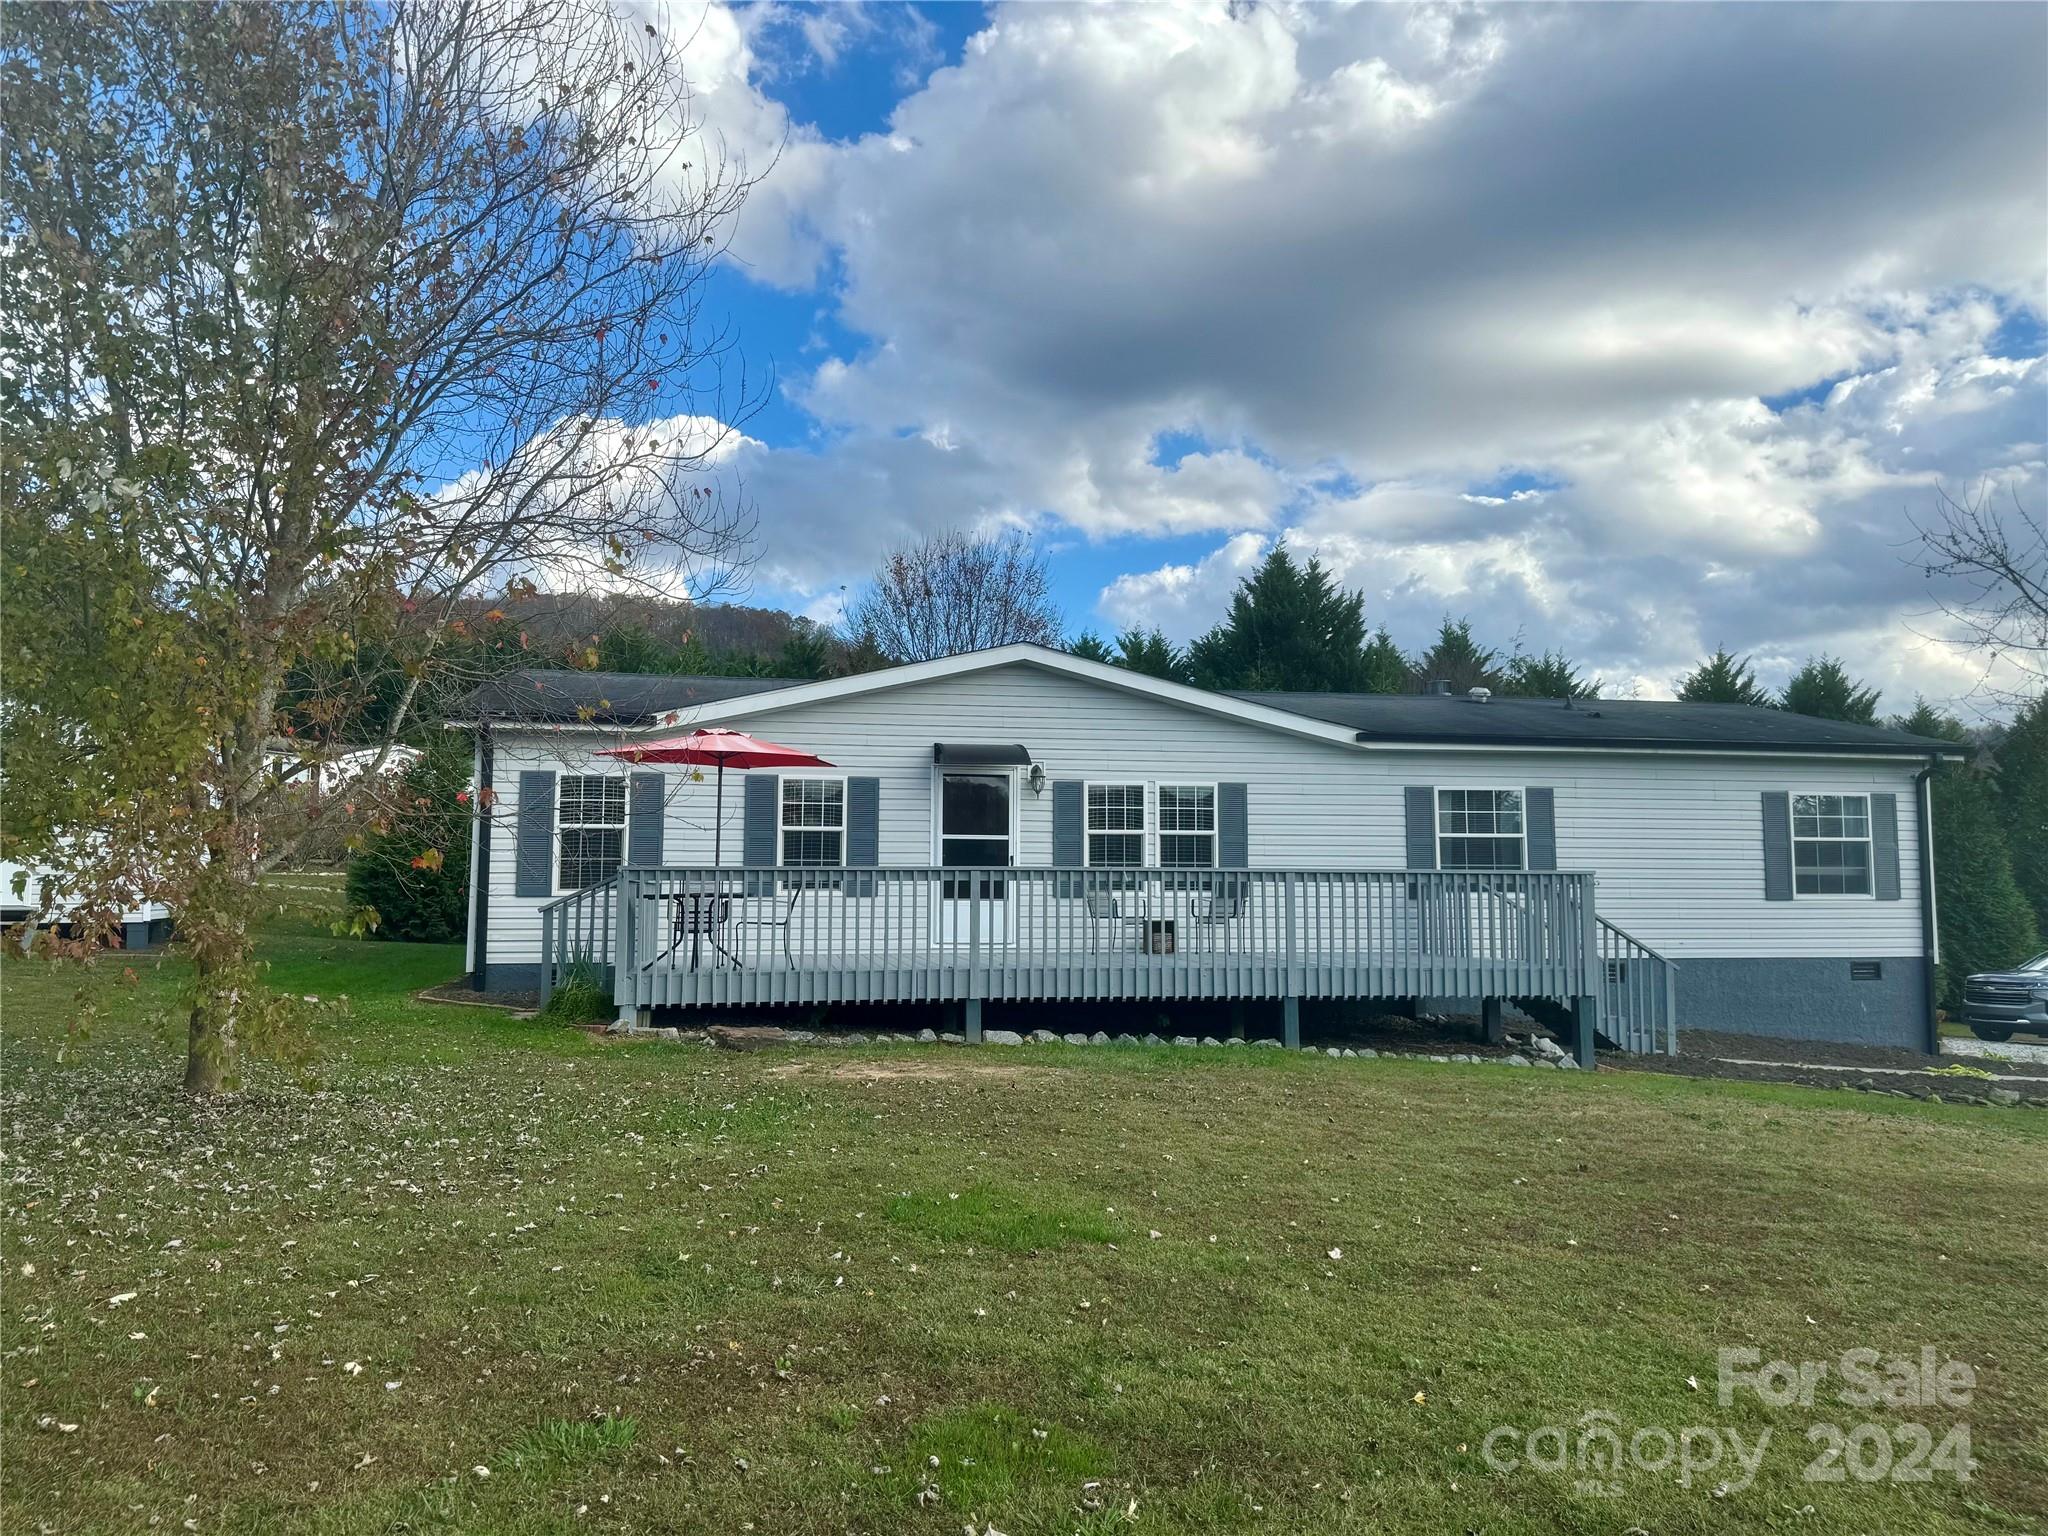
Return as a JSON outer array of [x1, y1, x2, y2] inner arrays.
[[1341, 1048, 1357, 1059], [1556, 1058, 1579, 1071], [1358, 1048, 1377, 1058], [1533, 1059, 1557, 1069], [1028, 1028, 1059, 1044], [707, 1024, 791, 1051], [1172, 1036, 1198, 1048], [785, 1029, 817, 1043], [984, 1029, 1024, 1046], [1530, 1036, 1567, 1062], [1428, 1054, 1450, 1064], [915, 1027, 938, 1043], [1199, 1036, 1222, 1048], [1501, 1053, 1530, 1067], [1326, 1047, 1342, 1058], [1089, 1031, 1111, 1046], [1062, 1032, 1091, 1047], [1986, 1087, 2021, 1106], [1225, 1037, 1245, 1047], [1113, 1034, 1140, 1047], [1252, 1038, 1280, 1049], [939, 1031, 964, 1044], [1142, 1033, 1164, 1046]]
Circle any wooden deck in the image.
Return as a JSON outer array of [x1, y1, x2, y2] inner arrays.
[[538, 866, 1677, 1055]]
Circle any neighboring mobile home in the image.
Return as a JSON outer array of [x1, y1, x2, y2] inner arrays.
[[449, 645, 1963, 1060]]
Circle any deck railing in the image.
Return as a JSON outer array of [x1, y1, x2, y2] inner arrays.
[[537, 874, 619, 1009], [1596, 915, 1679, 1054], [601, 866, 1604, 1015]]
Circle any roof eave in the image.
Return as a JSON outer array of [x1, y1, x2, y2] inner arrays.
[[1351, 729, 1968, 759]]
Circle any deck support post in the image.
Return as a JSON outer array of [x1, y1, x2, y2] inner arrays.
[[1282, 996, 1301, 1050], [963, 998, 983, 1044], [1569, 995, 1597, 1069], [1480, 996, 1505, 1046], [1229, 1001, 1247, 1040]]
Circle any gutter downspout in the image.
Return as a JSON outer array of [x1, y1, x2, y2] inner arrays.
[[470, 716, 495, 991], [1915, 756, 1941, 1055]]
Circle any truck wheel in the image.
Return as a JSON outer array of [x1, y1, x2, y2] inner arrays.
[[1970, 1025, 2015, 1042]]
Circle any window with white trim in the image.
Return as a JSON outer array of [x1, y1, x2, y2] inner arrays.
[[1158, 783, 1217, 868], [779, 777, 845, 866], [1437, 788, 1525, 871], [1085, 783, 1146, 867], [1791, 793, 1871, 895], [557, 774, 626, 890]]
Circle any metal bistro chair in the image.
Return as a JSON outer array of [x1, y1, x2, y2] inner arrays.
[[1189, 875, 1248, 935], [735, 876, 807, 970], [1082, 884, 1146, 951], [668, 890, 736, 972]]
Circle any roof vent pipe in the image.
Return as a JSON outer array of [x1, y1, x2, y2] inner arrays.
[[1467, 687, 1492, 703], [1428, 679, 1453, 696]]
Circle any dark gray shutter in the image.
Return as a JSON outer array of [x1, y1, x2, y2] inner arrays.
[[1870, 792, 1900, 901], [1218, 782, 1248, 868], [845, 776, 880, 897], [1051, 780, 1083, 897], [515, 771, 556, 897], [1525, 787, 1557, 871], [1761, 791, 1793, 901], [1403, 786, 1437, 870], [742, 772, 778, 894], [627, 773, 664, 866]]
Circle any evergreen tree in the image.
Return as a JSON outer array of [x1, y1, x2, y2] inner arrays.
[[774, 626, 836, 680], [1358, 627, 1411, 694], [1501, 649, 1600, 699], [1113, 627, 1191, 684], [1900, 703, 2041, 1010], [1781, 655, 1881, 724], [1067, 632, 1116, 664], [1996, 693, 2048, 938], [1184, 545, 1388, 692], [1410, 619, 1505, 694], [1676, 647, 1775, 706]]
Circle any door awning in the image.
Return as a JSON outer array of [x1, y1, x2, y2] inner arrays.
[[933, 742, 1033, 767]]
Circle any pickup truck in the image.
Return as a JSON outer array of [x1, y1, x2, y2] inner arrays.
[[1962, 951, 2048, 1042]]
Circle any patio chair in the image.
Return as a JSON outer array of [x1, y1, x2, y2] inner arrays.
[[1082, 887, 1144, 949], [734, 880, 805, 970], [668, 891, 736, 971]]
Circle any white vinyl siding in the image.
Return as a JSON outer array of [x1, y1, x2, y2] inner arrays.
[[556, 775, 625, 891], [477, 661, 1928, 965]]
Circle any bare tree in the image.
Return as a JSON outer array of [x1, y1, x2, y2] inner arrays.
[[1907, 480, 2048, 701], [1, 0, 758, 1092], [848, 529, 1063, 662]]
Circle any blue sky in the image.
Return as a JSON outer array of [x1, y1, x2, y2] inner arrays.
[[648, 1, 2045, 707]]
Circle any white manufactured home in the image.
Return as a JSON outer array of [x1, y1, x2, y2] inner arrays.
[[450, 645, 1963, 1061]]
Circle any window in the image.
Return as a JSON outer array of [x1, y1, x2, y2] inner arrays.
[[1791, 793, 1871, 895], [557, 774, 626, 890], [1438, 788, 1525, 871], [1086, 783, 1146, 867], [779, 777, 845, 866], [1157, 784, 1217, 868]]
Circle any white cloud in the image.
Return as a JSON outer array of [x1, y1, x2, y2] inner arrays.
[[682, 0, 2045, 707]]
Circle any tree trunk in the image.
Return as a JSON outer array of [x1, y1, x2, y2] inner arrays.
[[183, 974, 239, 1095]]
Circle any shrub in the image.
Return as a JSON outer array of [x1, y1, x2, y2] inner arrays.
[[540, 954, 611, 1023], [345, 740, 472, 943]]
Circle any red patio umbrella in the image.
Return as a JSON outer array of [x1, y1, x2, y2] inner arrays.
[[599, 727, 833, 866]]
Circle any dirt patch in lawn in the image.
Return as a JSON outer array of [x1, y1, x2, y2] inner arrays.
[[765, 1055, 1049, 1084]]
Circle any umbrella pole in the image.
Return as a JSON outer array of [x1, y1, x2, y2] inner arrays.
[[713, 759, 725, 868]]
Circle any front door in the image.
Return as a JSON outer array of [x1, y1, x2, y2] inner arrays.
[[938, 771, 1011, 945]]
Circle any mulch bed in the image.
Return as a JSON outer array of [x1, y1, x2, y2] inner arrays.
[[416, 980, 542, 1013]]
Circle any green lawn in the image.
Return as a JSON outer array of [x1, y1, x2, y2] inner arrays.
[[4, 930, 2045, 1534]]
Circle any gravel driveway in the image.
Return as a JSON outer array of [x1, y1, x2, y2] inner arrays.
[[1944, 1035, 2048, 1068]]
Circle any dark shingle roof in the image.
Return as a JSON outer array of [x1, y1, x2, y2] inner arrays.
[[453, 670, 800, 726], [1232, 690, 1961, 757]]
